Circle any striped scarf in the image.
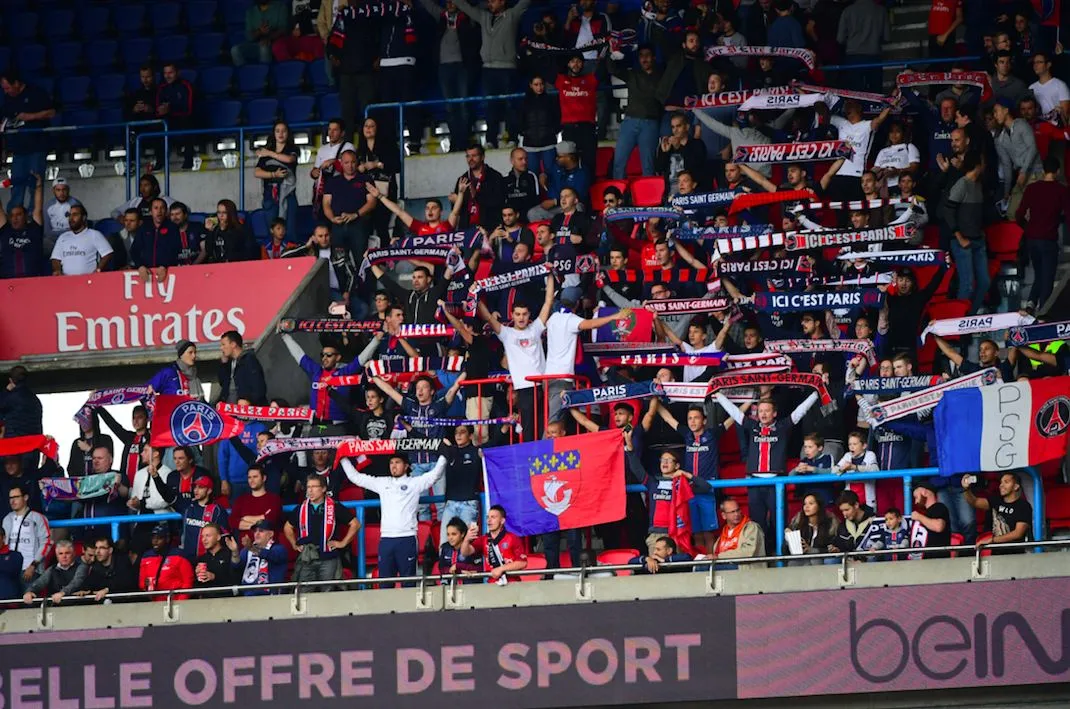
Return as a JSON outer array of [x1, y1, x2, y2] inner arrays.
[[704, 45, 816, 69], [866, 368, 999, 425], [733, 140, 854, 164], [298, 499, 335, 553], [366, 356, 465, 376], [765, 338, 877, 366], [709, 371, 834, 407], [682, 86, 793, 109]]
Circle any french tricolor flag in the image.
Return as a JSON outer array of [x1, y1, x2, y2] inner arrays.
[[934, 377, 1070, 475]]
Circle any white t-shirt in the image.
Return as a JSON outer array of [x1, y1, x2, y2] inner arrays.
[[315, 140, 355, 169], [681, 341, 722, 383], [830, 116, 874, 177], [498, 319, 546, 390], [873, 143, 920, 187], [545, 311, 585, 376], [50, 227, 113, 275], [1029, 77, 1070, 116]]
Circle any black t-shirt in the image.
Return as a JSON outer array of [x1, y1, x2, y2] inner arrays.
[[286, 499, 355, 559], [446, 443, 481, 501], [987, 494, 1032, 547], [922, 502, 952, 548], [0, 221, 46, 278], [325, 174, 370, 215], [355, 410, 392, 477]]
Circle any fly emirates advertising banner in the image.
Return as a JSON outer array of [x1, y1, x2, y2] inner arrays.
[[0, 259, 316, 362]]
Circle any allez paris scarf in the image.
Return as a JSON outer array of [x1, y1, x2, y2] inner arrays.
[[1007, 319, 1070, 347], [846, 375, 943, 396], [642, 296, 732, 315], [866, 368, 999, 425], [561, 381, 664, 409], [298, 497, 335, 553], [765, 338, 878, 366], [920, 312, 1035, 343], [722, 352, 793, 373], [836, 249, 945, 266], [596, 352, 725, 368], [733, 140, 854, 165], [750, 289, 884, 313], [675, 223, 774, 241], [216, 403, 314, 422], [74, 386, 150, 428], [682, 85, 793, 109], [704, 45, 816, 70]]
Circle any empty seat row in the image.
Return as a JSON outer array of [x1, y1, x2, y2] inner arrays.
[[3, 2, 225, 42]]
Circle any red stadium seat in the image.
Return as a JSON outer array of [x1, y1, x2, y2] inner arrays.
[[629, 176, 666, 207], [589, 179, 628, 212], [922, 225, 941, 249], [985, 221, 1023, 264], [594, 146, 614, 179], [596, 548, 641, 576], [1045, 485, 1070, 531], [360, 523, 381, 562], [976, 532, 994, 557], [949, 532, 964, 558], [925, 298, 971, 327], [520, 553, 547, 581], [625, 149, 642, 176]]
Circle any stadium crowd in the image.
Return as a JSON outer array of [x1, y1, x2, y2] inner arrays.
[[1, 0, 1069, 603]]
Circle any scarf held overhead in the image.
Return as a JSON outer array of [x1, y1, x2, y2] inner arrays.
[[704, 45, 816, 70], [642, 296, 732, 315], [867, 368, 999, 425], [920, 313, 1035, 343], [1007, 319, 1070, 347], [0, 435, 60, 462], [715, 256, 811, 277], [216, 403, 314, 422], [708, 371, 834, 407], [765, 338, 878, 366], [74, 386, 150, 427], [836, 249, 945, 266], [596, 352, 725, 368], [846, 375, 943, 396], [675, 223, 774, 241], [750, 289, 884, 313], [733, 140, 853, 164], [681, 86, 793, 109], [561, 381, 663, 410]]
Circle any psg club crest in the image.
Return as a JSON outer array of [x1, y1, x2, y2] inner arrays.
[[1035, 396, 1070, 439], [1008, 327, 1026, 346], [530, 450, 582, 516], [169, 401, 225, 446]]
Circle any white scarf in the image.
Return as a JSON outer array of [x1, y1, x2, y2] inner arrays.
[[920, 313, 1034, 343]]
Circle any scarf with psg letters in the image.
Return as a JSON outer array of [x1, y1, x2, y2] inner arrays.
[[298, 498, 335, 553]]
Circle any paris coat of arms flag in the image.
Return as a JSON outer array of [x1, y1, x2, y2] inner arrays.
[[483, 429, 626, 536], [150, 395, 245, 448], [934, 377, 1070, 475]]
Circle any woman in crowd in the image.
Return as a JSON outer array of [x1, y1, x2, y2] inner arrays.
[[786, 493, 840, 566], [254, 120, 300, 239]]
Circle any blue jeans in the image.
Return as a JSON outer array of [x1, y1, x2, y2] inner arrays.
[[527, 148, 556, 177], [747, 480, 777, 555], [938, 484, 977, 545], [411, 461, 442, 522], [439, 63, 470, 151], [378, 535, 418, 582], [231, 41, 271, 66], [262, 192, 298, 244], [482, 68, 518, 146], [950, 238, 991, 314], [613, 117, 658, 179], [440, 499, 479, 546], [1027, 239, 1059, 309], [8, 152, 46, 211]]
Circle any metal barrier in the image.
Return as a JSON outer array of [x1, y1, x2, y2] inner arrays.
[[7, 538, 1066, 611], [0, 119, 167, 201], [134, 120, 327, 206], [42, 466, 1046, 575]]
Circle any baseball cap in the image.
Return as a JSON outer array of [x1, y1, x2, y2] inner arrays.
[[193, 475, 213, 489], [151, 522, 170, 537], [52, 177, 67, 188], [913, 481, 939, 495], [252, 518, 274, 531], [556, 140, 577, 156]]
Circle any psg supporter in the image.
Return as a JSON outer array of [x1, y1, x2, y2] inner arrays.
[[461, 505, 528, 584], [437, 517, 482, 577], [138, 523, 194, 600], [283, 473, 359, 585], [910, 482, 952, 557], [155, 473, 230, 561], [964, 472, 1033, 552], [232, 519, 288, 594], [638, 450, 712, 555], [228, 466, 284, 547], [0, 172, 46, 278], [630, 536, 693, 575], [193, 523, 239, 591], [281, 333, 363, 425]]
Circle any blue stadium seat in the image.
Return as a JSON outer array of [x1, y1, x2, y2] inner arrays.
[[190, 32, 225, 67], [308, 58, 330, 94], [121, 38, 153, 68], [244, 98, 278, 127], [221, 2, 249, 30], [65, 108, 100, 133], [282, 95, 315, 124], [150, 3, 182, 35], [15, 44, 46, 75], [13, 12, 39, 41], [0, 47, 10, 74], [154, 34, 189, 64], [187, 0, 219, 32], [182, 68, 199, 88], [318, 93, 340, 122], [35, 77, 55, 101], [112, 5, 146, 35], [294, 204, 314, 239], [86, 39, 119, 74], [206, 99, 242, 128], [249, 208, 270, 243], [98, 107, 126, 143], [236, 64, 269, 97], [58, 75, 93, 108], [94, 73, 126, 109], [78, 6, 112, 39], [226, 28, 248, 49], [125, 71, 149, 93], [198, 65, 233, 99], [49, 9, 76, 40], [49, 41, 84, 75], [272, 61, 305, 96], [93, 218, 121, 236]]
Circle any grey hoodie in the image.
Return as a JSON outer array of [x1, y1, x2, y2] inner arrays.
[[450, 0, 530, 69]]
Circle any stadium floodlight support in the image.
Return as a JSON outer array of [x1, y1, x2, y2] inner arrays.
[[43, 467, 1046, 578]]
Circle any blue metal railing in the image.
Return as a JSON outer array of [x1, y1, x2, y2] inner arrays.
[[0, 119, 167, 201], [48, 466, 1046, 578]]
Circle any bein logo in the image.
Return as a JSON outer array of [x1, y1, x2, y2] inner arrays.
[[849, 601, 1070, 683]]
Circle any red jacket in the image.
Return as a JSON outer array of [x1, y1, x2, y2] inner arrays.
[[139, 550, 194, 601], [555, 74, 598, 125]]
